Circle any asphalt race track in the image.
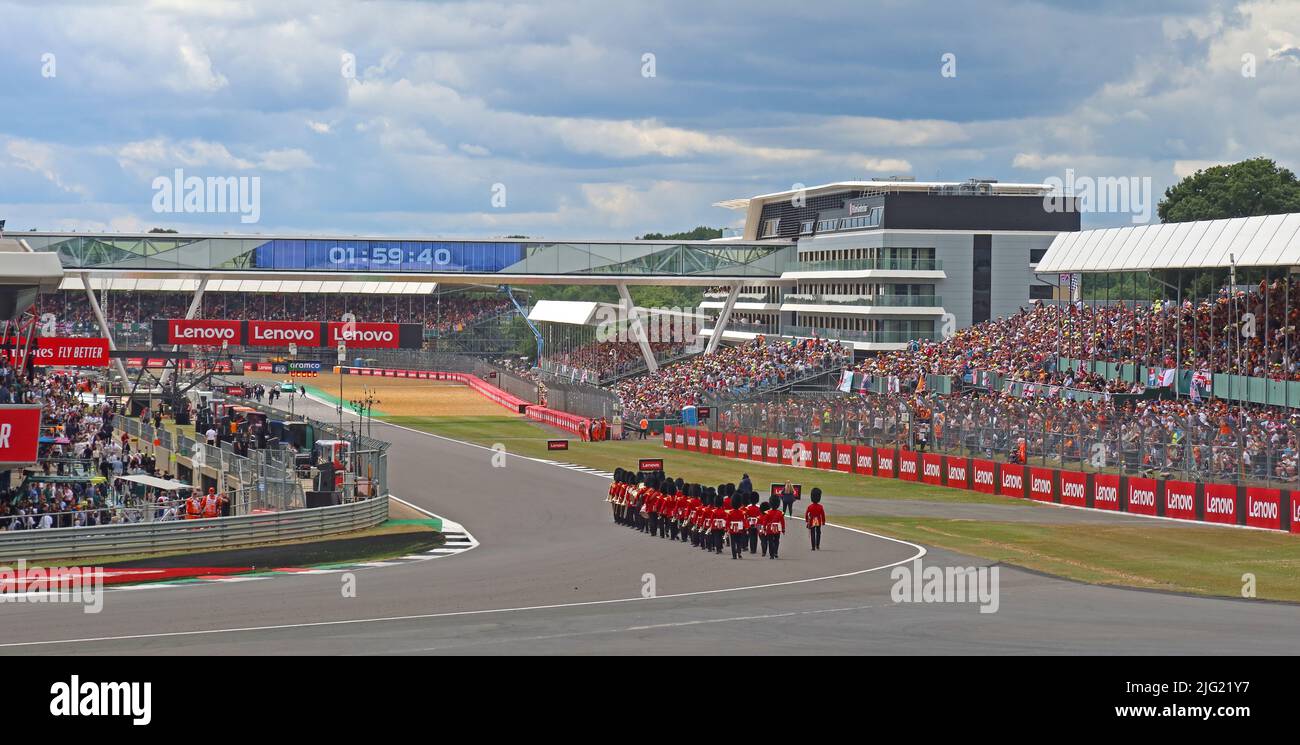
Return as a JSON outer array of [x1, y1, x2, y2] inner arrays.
[[2, 395, 1299, 655]]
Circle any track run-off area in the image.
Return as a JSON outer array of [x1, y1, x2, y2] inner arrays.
[[2, 377, 1299, 655]]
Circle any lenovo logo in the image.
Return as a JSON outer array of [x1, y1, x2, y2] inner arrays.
[[174, 326, 235, 340], [251, 327, 317, 342], [948, 465, 966, 481], [1002, 473, 1022, 490], [1130, 488, 1155, 507], [1062, 481, 1085, 500], [1032, 477, 1051, 494], [1206, 496, 1235, 516], [1249, 499, 1278, 520], [331, 328, 394, 343], [1095, 484, 1118, 505], [923, 462, 940, 477], [900, 460, 917, 474], [1166, 491, 1194, 513], [974, 469, 993, 485]]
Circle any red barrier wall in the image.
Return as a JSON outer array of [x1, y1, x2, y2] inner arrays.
[[854, 446, 875, 476], [897, 450, 919, 482], [1125, 477, 1159, 516], [1163, 480, 1197, 521], [834, 444, 854, 473], [1059, 470, 1087, 507], [875, 449, 896, 478], [944, 456, 969, 489], [998, 463, 1026, 498], [1093, 473, 1121, 511], [815, 442, 834, 470], [921, 453, 943, 485], [1246, 488, 1282, 530], [1029, 467, 1055, 503]]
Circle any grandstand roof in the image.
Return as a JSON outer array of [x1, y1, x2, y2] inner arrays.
[[529, 300, 601, 325], [58, 276, 439, 294], [1036, 212, 1300, 273]]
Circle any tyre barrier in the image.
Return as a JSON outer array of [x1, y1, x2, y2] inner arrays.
[[661, 425, 1298, 533]]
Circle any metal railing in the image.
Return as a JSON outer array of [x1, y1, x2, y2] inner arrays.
[[780, 326, 936, 345], [782, 294, 942, 308], [712, 393, 1300, 487], [789, 257, 943, 273], [119, 417, 307, 513], [211, 379, 389, 500], [0, 497, 389, 562]]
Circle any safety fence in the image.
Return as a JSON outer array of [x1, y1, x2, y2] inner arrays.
[[712, 391, 1300, 488], [0, 496, 389, 562], [335, 364, 593, 440], [211, 378, 390, 500], [660, 425, 1299, 534], [118, 416, 306, 513]]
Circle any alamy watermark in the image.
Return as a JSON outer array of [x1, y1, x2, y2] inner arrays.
[[0, 560, 104, 614], [1043, 169, 1153, 224], [151, 168, 261, 224], [890, 558, 999, 614]]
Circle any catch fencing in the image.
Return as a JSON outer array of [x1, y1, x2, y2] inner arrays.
[[661, 424, 1299, 534], [212, 378, 390, 500], [118, 416, 307, 512], [712, 391, 1300, 488]]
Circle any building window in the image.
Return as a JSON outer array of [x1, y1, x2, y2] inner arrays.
[[972, 235, 992, 324], [799, 220, 814, 235], [1029, 284, 1054, 300], [1030, 248, 1047, 264], [762, 218, 780, 238]]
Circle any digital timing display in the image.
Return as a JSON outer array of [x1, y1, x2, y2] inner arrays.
[[252, 239, 526, 273]]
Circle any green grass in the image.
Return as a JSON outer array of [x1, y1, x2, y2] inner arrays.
[[385, 414, 1008, 504], [839, 516, 1300, 602]]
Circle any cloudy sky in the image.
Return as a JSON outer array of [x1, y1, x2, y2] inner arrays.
[[0, 0, 1297, 238]]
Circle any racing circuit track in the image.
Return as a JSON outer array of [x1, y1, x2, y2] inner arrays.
[[2, 394, 1299, 655]]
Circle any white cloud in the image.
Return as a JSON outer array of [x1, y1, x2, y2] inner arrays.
[[4, 138, 90, 197], [307, 121, 333, 134], [258, 148, 317, 171]]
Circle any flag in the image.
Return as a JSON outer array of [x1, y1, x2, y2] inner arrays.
[[838, 370, 853, 393], [1147, 368, 1157, 387], [1159, 368, 1177, 388]]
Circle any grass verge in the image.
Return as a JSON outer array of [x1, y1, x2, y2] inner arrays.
[[386, 414, 1011, 505], [838, 515, 1300, 602]]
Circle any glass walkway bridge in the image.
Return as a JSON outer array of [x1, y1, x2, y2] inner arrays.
[[21, 232, 793, 285]]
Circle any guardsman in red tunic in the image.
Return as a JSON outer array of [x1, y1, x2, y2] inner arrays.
[[710, 493, 729, 554], [744, 493, 762, 554], [763, 499, 787, 559], [609, 469, 625, 524], [804, 487, 827, 551], [727, 496, 748, 559]]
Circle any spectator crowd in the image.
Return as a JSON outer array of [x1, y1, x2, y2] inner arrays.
[[36, 291, 512, 336], [612, 336, 849, 420]]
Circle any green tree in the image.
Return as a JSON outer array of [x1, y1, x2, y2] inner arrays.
[[638, 226, 723, 241], [1157, 158, 1300, 223]]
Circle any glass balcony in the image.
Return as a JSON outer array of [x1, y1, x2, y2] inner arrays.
[[788, 257, 943, 273], [780, 325, 935, 344], [781, 294, 941, 307]]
